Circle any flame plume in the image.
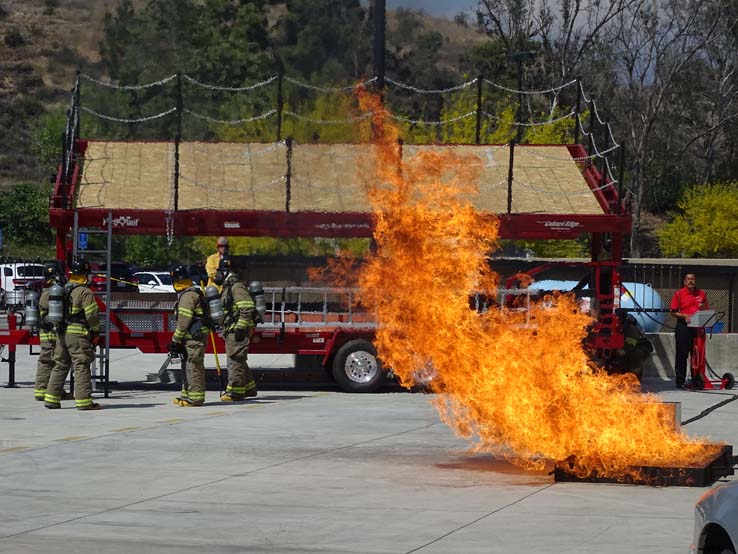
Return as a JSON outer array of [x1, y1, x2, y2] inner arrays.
[[354, 89, 717, 479]]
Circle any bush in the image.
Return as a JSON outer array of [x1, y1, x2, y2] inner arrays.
[[44, 0, 60, 15], [4, 27, 24, 48], [657, 182, 738, 258]]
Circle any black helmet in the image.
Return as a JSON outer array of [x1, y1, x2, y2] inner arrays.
[[170, 264, 191, 282], [43, 262, 60, 282], [70, 258, 90, 274], [215, 257, 234, 286]]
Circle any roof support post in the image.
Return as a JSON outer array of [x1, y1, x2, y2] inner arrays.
[[475, 75, 483, 144], [573, 76, 582, 144], [507, 140, 515, 214], [174, 72, 183, 211], [285, 136, 293, 213], [276, 65, 284, 142]]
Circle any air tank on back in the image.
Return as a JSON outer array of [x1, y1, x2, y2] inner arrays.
[[24, 291, 40, 328], [526, 280, 666, 333], [204, 285, 224, 325]]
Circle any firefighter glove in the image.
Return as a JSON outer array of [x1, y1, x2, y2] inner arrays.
[[234, 329, 247, 342], [168, 341, 183, 355], [90, 332, 101, 346]]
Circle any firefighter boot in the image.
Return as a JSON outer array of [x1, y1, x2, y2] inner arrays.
[[44, 392, 61, 409], [40, 391, 73, 403], [77, 402, 102, 411], [220, 392, 243, 402], [173, 396, 201, 407]]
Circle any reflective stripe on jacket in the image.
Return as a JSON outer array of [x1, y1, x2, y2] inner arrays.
[[173, 287, 209, 342], [221, 281, 254, 332], [65, 285, 100, 336]]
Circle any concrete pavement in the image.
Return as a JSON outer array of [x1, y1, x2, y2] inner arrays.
[[1, 349, 737, 553]]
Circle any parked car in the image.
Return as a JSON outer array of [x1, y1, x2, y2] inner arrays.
[[134, 271, 175, 293], [88, 262, 139, 292], [0, 262, 45, 305], [692, 480, 738, 554]]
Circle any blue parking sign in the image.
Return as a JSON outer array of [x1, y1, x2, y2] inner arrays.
[[78, 232, 88, 250]]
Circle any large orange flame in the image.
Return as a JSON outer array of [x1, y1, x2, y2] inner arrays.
[[354, 89, 717, 479]]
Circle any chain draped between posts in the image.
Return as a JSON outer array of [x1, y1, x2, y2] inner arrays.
[[60, 70, 626, 218]]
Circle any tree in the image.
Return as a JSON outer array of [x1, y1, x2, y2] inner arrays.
[[117, 236, 199, 267], [0, 183, 53, 256], [31, 109, 67, 177], [274, 0, 371, 82], [92, 0, 274, 142], [476, 0, 636, 113], [671, 9, 738, 184], [657, 182, 738, 257], [605, 0, 735, 256]]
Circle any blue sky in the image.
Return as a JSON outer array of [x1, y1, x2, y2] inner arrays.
[[386, 0, 476, 18]]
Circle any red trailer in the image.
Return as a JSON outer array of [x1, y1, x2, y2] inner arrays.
[[1, 134, 631, 393]]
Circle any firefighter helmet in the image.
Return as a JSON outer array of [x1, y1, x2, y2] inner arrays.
[[170, 264, 193, 292], [214, 257, 233, 286], [43, 262, 60, 283], [70, 258, 90, 274], [68, 258, 90, 284], [170, 264, 190, 281]]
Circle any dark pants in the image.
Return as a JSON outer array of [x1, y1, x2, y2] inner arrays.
[[674, 321, 697, 386]]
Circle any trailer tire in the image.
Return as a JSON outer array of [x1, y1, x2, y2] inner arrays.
[[332, 339, 385, 393]]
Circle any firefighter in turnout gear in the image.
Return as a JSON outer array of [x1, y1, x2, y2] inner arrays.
[[33, 263, 72, 402], [170, 264, 209, 407], [216, 259, 258, 401], [44, 258, 102, 410], [206, 236, 229, 288]]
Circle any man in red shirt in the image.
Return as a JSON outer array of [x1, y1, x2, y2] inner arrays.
[[670, 273, 708, 388]]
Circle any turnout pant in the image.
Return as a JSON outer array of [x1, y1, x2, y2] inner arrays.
[[34, 339, 57, 400], [674, 321, 697, 387], [180, 339, 206, 405], [45, 333, 95, 409], [225, 332, 256, 399]]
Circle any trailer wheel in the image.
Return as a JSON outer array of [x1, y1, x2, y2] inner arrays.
[[722, 373, 735, 390], [332, 339, 385, 393]]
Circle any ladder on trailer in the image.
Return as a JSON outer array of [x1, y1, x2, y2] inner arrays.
[[73, 210, 113, 397]]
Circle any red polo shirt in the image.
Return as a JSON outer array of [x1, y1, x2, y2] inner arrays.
[[670, 287, 709, 316]]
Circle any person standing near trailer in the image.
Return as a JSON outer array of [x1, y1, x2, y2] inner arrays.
[[206, 236, 229, 288], [670, 273, 709, 389], [216, 258, 258, 401], [33, 263, 73, 402], [170, 264, 210, 407], [44, 258, 102, 411]]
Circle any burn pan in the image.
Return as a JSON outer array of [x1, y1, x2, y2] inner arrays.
[[552, 445, 735, 487]]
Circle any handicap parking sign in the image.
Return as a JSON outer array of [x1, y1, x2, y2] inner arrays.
[[78, 232, 88, 250]]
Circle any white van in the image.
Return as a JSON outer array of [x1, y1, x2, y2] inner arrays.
[[0, 263, 45, 306]]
